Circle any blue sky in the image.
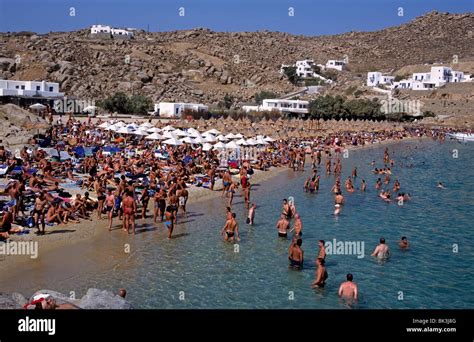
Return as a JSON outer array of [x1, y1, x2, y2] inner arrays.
[[0, 0, 472, 35]]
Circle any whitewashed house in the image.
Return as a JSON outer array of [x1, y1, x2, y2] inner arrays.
[[111, 28, 134, 38], [295, 60, 316, 78], [280, 60, 333, 84], [155, 102, 208, 118], [0, 80, 63, 97], [325, 60, 346, 71], [392, 66, 471, 91], [90, 24, 111, 34], [242, 99, 309, 115], [91, 25, 133, 38], [367, 72, 395, 87]]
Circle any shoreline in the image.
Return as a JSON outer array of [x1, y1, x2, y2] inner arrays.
[[0, 135, 428, 282]]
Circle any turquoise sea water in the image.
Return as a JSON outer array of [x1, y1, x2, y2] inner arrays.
[[3, 138, 473, 308]]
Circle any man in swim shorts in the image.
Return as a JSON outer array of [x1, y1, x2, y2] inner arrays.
[[288, 238, 304, 269], [311, 258, 328, 288], [276, 214, 290, 238], [122, 191, 136, 234]]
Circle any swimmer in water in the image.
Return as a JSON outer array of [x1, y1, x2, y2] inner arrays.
[[375, 178, 382, 190], [371, 237, 390, 258], [437, 182, 446, 189], [338, 273, 358, 300], [361, 179, 366, 192], [399, 236, 409, 249]]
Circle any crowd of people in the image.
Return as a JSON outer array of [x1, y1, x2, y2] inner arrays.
[[0, 115, 450, 304]]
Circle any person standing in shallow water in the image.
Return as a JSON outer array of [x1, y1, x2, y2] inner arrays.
[[339, 273, 358, 300], [288, 238, 304, 269], [311, 258, 328, 288], [371, 237, 390, 258], [164, 205, 174, 239]]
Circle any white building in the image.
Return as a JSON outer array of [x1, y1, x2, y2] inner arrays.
[[155, 102, 208, 118], [90, 24, 111, 34], [242, 99, 309, 115], [392, 66, 470, 91], [367, 72, 395, 87], [295, 60, 316, 78], [325, 60, 346, 71], [91, 25, 134, 38], [0, 80, 63, 97], [280, 60, 333, 84]]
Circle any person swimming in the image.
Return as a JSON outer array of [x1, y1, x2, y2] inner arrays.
[[371, 237, 390, 259], [437, 182, 446, 189], [399, 236, 409, 249]]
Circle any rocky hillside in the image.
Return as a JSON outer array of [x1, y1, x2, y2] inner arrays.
[[0, 11, 472, 106]]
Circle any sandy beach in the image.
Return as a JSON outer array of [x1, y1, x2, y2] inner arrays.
[[0, 165, 287, 273]]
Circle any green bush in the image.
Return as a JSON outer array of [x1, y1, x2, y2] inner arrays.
[[254, 91, 278, 104], [99, 92, 152, 114], [309, 95, 384, 121], [282, 66, 300, 85]]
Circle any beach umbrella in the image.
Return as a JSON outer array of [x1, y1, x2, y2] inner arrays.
[[225, 141, 240, 149], [162, 125, 175, 131], [140, 122, 154, 128], [162, 137, 183, 146], [29, 103, 46, 111], [202, 143, 213, 151], [234, 133, 244, 139], [173, 129, 188, 137], [133, 129, 149, 136], [255, 137, 269, 145], [225, 133, 237, 139], [98, 122, 110, 129], [192, 136, 206, 144], [264, 136, 275, 142], [105, 124, 118, 131], [116, 126, 135, 134], [246, 138, 257, 146], [127, 123, 139, 130], [235, 138, 248, 146], [204, 128, 220, 135], [145, 132, 163, 140], [181, 136, 196, 144], [204, 135, 217, 143], [115, 121, 126, 127], [147, 127, 161, 133], [216, 135, 229, 142], [162, 131, 178, 139], [213, 141, 226, 149]]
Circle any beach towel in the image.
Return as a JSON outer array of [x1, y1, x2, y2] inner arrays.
[[73, 146, 85, 158], [59, 151, 72, 161], [0, 164, 8, 176]]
